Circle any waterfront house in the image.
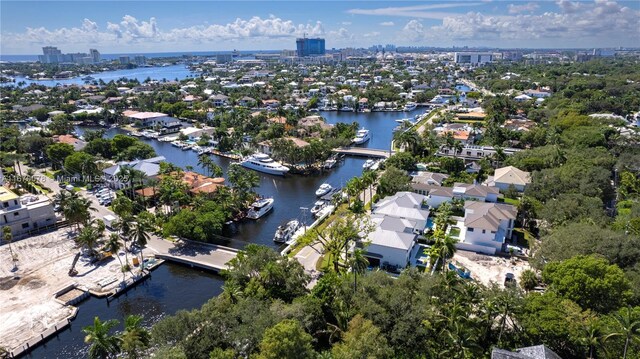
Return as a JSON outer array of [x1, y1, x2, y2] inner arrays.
[[54, 134, 87, 151], [179, 126, 215, 141], [258, 137, 309, 155], [436, 145, 521, 161], [102, 156, 166, 189], [413, 182, 499, 208], [362, 214, 420, 270], [483, 166, 531, 192], [0, 186, 56, 238], [492, 345, 562, 359], [123, 111, 169, 127], [360, 192, 430, 270], [372, 192, 430, 230], [452, 201, 517, 255]]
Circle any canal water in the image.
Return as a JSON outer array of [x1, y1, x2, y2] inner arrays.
[[75, 108, 424, 250], [5, 65, 198, 87], [26, 262, 224, 359]]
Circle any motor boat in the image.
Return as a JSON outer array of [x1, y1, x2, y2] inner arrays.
[[404, 102, 418, 111], [340, 106, 354, 112], [247, 198, 274, 219], [315, 183, 333, 197], [323, 158, 337, 169], [363, 159, 375, 170], [273, 219, 301, 243], [310, 200, 327, 217], [352, 128, 370, 145], [240, 153, 290, 176]]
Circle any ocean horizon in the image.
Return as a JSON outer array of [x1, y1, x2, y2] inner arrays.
[[0, 50, 281, 62]]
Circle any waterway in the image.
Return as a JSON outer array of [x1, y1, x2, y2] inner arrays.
[[74, 108, 424, 250], [25, 262, 224, 359], [26, 107, 426, 357], [5, 64, 198, 87]]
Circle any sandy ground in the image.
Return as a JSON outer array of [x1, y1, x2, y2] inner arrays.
[[0, 229, 146, 352], [453, 250, 531, 288]]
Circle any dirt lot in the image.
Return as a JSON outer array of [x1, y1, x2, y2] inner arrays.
[[453, 250, 531, 288], [0, 229, 143, 352]]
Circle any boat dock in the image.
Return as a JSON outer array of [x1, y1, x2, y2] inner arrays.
[[332, 147, 392, 158], [150, 239, 239, 273]]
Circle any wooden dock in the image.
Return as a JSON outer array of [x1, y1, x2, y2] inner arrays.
[[332, 147, 393, 158]]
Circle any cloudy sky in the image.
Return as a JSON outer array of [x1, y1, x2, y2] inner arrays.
[[1, 0, 639, 54]]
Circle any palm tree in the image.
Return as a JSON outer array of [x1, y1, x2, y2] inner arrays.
[[580, 323, 617, 359], [120, 315, 150, 359], [105, 234, 125, 283], [61, 194, 96, 232], [83, 316, 121, 359], [361, 170, 378, 206], [221, 281, 244, 304], [612, 306, 640, 359], [429, 229, 457, 275], [130, 217, 150, 272], [77, 226, 100, 257], [349, 248, 369, 292], [3, 227, 17, 270]]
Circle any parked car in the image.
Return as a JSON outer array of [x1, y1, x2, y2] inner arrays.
[[65, 184, 74, 191]]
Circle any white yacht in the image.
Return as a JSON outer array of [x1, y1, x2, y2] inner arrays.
[[310, 200, 327, 217], [273, 219, 301, 243], [363, 159, 375, 170], [240, 153, 290, 176], [323, 158, 337, 169], [247, 198, 274, 219], [340, 106, 354, 112], [315, 183, 333, 197], [404, 102, 418, 111], [352, 128, 370, 145]]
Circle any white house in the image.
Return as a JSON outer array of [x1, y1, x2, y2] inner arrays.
[[453, 201, 517, 255], [359, 192, 430, 270], [372, 192, 430, 229], [484, 166, 531, 192], [362, 214, 420, 270], [0, 186, 56, 238], [413, 183, 499, 208], [179, 127, 215, 141], [102, 156, 166, 189]]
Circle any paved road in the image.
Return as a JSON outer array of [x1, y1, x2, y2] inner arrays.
[[293, 241, 323, 288]]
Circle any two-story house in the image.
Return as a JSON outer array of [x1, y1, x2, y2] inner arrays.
[[453, 201, 517, 255], [0, 186, 56, 238]]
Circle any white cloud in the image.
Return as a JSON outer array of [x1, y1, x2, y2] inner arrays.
[[347, 3, 484, 20], [379, 21, 395, 26], [341, 21, 352, 25], [363, 31, 381, 38], [508, 2, 539, 14], [2, 15, 334, 53], [400, 0, 639, 46]]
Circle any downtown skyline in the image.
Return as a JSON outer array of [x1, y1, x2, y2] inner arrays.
[[1, 0, 639, 55]]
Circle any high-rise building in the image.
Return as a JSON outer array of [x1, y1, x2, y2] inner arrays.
[[90, 49, 101, 63], [119, 56, 131, 64], [134, 55, 147, 65], [454, 52, 494, 65], [296, 38, 325, 57]]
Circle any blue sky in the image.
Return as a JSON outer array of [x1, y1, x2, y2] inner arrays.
[[1, 1, 639, 54]]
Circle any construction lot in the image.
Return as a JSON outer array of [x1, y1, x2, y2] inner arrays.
[[0, 228, 144, 352], [453, 250, 532, 288]]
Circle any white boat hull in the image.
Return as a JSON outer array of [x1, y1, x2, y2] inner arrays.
[[241, 162, 289, 176]]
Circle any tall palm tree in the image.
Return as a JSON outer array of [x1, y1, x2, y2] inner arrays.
[[83, 316, 121, 359], [120, 315, 150, 359], [62, 194, 96, 232], [362, 170, 378, 206], [105, 234, 125, 283], [131, 217, 150, 272], [349, 248, 369, 292], [3, 227, 17, 270], [612, 306, 640, 359], [580, 323, 617, 359], [77, 226, 100, 257]]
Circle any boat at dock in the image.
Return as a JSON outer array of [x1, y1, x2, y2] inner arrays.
[[323, 158, 337, 169], [352, 128, 370, 145], [403, 102, 418, 111], [247, 197, 274, 219], [240, 153, 290, 176], [315, 183, 333, 197], [363, 159, 375, 170], [310, 200, 327, 217], [273, 219, 301, 243]]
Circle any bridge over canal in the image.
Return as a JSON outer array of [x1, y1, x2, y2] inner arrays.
[[332, 147, 393, 159]]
